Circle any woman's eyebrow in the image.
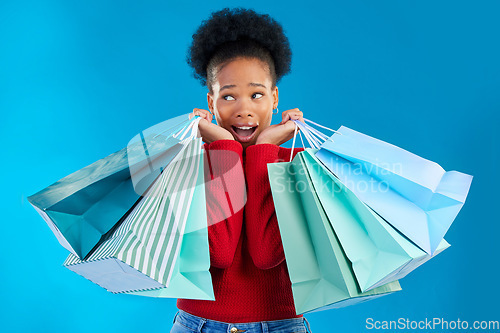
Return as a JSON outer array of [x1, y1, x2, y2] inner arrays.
[[220, 84, 236, 92], [249, 82, 266, 88], [220, 83, 266, 92]]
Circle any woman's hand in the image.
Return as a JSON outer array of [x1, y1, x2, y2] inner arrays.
[[190, 108, 234, 144], [256, 108, 304, 146]]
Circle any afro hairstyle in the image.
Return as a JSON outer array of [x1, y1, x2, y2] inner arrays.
[[187, 8, 292, 92]]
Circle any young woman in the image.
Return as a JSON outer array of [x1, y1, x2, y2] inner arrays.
[[170, 8, 311, 333]]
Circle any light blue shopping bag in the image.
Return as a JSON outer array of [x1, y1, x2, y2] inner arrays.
[[301, 149, 449, 292], [315, 126, 472, 255], [28, 114, 200, 259]]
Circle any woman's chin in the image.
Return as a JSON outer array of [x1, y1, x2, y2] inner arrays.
[[237, 138, 256, 149], [235, 134, 260, 148]]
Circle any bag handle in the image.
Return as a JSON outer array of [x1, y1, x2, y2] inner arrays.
[[289, 118, 341, 162], [176, 116, 201, 141], [173, 116, 201, 141], [152, 114, 193, 140]]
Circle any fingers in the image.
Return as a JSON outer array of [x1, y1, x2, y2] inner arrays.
[[191, 108, 213, 122], [281, 108, 303, 124]]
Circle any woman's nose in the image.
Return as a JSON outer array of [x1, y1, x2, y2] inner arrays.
[[236, 110, 254, 118], [235, 104, 255, 118], [234, 98, 256, 118]]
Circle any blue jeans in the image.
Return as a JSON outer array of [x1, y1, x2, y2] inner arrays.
[[170, 310, 313, 333]]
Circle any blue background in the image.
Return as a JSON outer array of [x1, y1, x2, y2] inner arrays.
[[1, 0, 498, 332]]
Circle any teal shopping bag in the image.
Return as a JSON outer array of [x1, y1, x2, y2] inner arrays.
[[28, 114, 198, 259], [316, 126, 472, 255], [268, 154, 401, 314], [300, 150, 449, 292], [64, 138, 213, 299]]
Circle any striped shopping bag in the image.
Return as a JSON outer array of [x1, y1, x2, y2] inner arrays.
[[64, 138, 203, 293]]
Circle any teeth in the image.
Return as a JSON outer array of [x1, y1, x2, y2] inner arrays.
[[236, 126, 253, 130]]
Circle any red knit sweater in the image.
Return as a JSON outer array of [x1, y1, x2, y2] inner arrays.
[[177, 140, 304, 322]]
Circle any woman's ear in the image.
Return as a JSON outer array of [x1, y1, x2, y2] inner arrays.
[[207, 92, 214, 114], [272, 86, 279, 109]]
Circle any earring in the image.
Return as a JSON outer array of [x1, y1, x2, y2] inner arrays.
[[272, 107, 279, 115]]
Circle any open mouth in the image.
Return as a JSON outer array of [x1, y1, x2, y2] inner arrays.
[[230, 124, 258, 143]]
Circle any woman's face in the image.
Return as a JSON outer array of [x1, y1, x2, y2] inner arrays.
[[207, 57, 278, 148]]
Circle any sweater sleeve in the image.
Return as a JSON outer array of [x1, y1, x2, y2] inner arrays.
[[203, 140, 245, 269], [244, 144, 304, 270]]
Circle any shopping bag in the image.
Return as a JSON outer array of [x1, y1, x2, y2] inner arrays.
[[316, 126, 472, 254], [63, 138, 205, 294], [126, 154, 214, 300], [300, 149, 449, 292], [268, 153, 401, 314], [28, 113, 198, 259]]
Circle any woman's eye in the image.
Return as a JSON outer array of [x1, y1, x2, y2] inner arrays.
[[252, 93, 263, 99], [223, 95, 235, 101]]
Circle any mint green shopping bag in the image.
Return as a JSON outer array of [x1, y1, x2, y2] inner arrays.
[[268, 155, 401, 314], [64, 139, 213, 299], [301, 150, 449, 293]]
